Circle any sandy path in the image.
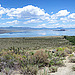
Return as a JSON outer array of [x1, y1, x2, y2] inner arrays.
[[50, 56, 75, 75], [37, 56, 75, 75]]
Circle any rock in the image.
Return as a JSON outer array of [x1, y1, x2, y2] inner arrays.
[[72, 52, 75, 56]]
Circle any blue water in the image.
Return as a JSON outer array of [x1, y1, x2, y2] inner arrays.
[[0, 29, 75, 38]]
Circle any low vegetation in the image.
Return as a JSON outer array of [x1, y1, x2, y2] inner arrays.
[[0, 36, 75, 75], [72, 66, 75, 71], [64, 36, 75, 45], [0, 36, 71, 50], [0, 46, 75, 75], [49, 66, 58, 73]]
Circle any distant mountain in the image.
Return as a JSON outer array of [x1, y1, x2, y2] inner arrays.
[[0, 27, 75, 31], [0, 29, 10, 34], [0, 27, 75, 34], [0, 27, 33, 30]]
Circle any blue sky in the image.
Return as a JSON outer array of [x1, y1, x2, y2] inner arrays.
[[0, 0, 75, 28]]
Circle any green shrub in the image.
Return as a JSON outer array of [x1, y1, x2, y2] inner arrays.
[[69, 54, 74, 57], [49, 66, 58, 73], [49, 60, 55, 66], [0, 66, 2, 72], [57, 47, 64, 51], [55, 51, 67, 57], [55, 60, 64, 66], [49, 57, 64, 67], [65, 36, 75, 45], [48, 52, 53, 59], [20, 65, 38, 75], [3, 54, 11, 61], [4, 67, 10, 75], [30, 52, 34, 55], [72, 66, 75, 71]]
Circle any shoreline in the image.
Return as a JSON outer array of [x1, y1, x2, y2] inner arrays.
[[0, 35, 75, 39], [0, 36, 64, 39]]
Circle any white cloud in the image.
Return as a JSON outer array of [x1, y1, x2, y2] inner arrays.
[[3, 20, 19, 25], [1, 17, 14, 20], [37, 24, 46, 28], [0, 4, 75, 28], [6, 5, 50, 20], [61, 24, 75, 28], [0, 4, 50, 21], [60, 17, 69, 23], [49, 19, 58, 23], [0, 4, 9, 15], [48, 10, 70, 24], [51, 12, 53, 14], [68, 13, 75, 19], [56, 10, 70, 17], [71, 20, 75, 22], [0, 5, 6, 17], [23, 19, 42, 24], [60, 13, 75, 23], [51, 10, 70, 20]]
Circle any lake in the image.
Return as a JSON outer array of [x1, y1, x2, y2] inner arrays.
[[0, 29, 75, 38]]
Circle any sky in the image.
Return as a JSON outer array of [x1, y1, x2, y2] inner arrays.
[[0, 0, 75, 28]]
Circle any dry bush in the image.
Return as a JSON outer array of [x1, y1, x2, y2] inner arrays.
[[34, 50, 48, 63], [29, 50, 48, 66]]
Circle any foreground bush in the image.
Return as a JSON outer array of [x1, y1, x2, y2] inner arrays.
[[20, 65, 38, 75], [49, 57, 64, 67], [0, 46, 74, 74], [69, 57, 75, 63], [64, 36, 75, 45], [49, 66, 58, 73], [29, 50, 48, 65], [72, 66, 75, 71]]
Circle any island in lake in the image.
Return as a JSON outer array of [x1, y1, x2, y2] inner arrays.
[[53, 29, 66, 31]]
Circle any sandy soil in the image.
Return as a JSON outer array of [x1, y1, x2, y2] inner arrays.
[[50, 56, 75, 75], [37, 56, 75, 75]]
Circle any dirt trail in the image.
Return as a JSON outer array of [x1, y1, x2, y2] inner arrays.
[[37, 56, 75, 75], [50, 56, 75, 75]]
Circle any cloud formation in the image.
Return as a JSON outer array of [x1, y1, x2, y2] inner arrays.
[[2, 20, 19, 25], [23, 19, 42, 24], [0, 5, 49, 20], [0, 4, 75, 28], [37, 24, 46, 28], [51, 10, 70, 20], [68, 13, 75, 19]]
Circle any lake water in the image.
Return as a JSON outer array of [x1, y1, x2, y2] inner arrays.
[[0, 29, 75, 38]]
